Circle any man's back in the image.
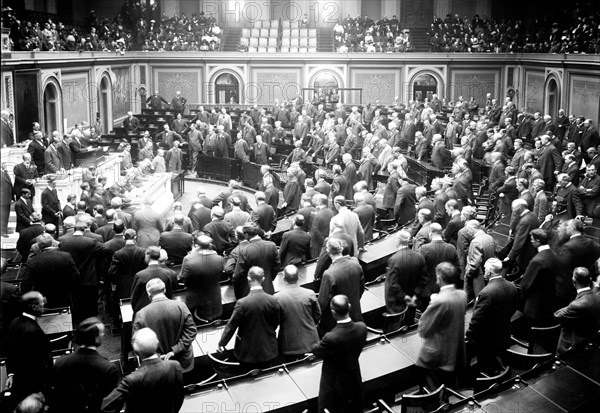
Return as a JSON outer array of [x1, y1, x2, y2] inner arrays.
[[555, 290, 600, 354], [109, 244, 147, 299], [23, 249, 79, 308], [101, 357, 184, 413], [131, 265, 177, 312], [279, 228, 311, 267], [275, 285, 320, 355], [158, 229, 192, 266], [53, 348, 120, 413], [59, 234, 106, 287], [180, 250, 224, 321], [233, 238, 280, 298], [318, 256, 365, 332]]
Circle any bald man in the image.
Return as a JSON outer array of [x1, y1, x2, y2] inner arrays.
[[466, 258, 518, 374], [101, 328, 184, 413]]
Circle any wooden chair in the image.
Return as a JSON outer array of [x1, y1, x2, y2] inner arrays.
[[511, 324, 561, 354], [503, 348, 553, 373], [474, 366, 511, 394], [382, 306, 409, 334]]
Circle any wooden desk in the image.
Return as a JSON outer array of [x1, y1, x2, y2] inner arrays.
[[560, 344, 600, 385], [270, 217, 294, 245], [476, 381, 565, 413], [358, 235, 398, 277], [181, 386, 238, 413]]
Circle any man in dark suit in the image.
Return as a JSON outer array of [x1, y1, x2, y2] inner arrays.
[[27, 131, 46, 175], [44, 138, 63, 173], [1, 109, 14, 147], [517, 178, 535, 211], [21, 233, 79, 309], [412, 208, 434, 251], [202, 206, 234, 255], [417, 223, 461, 309], [5, 292, 53, 410], [158, 215, 192, 266], [555, 219, 600, 307], [180, 235, 224, 322], [275, 265, 321, 360], [251, 191, 277, 234], [505, 199, 540, 273], [466, 258, 518, 374], [314, 221, 355, 282], [354, 192, 376, 242], [16, 212, 44, 261], [53, 317, 120, 413], [133, 278, 196, 373], [188, 201, 212, 232], [342, 153, 358, 199], [60, 222, 109, 324], [279, 215, 311, 267], [233, 223, 280, 299], [554, 267, 600, 354], [382, 162, 400, 218], [520, 229, 560, 327], [0, 166, 14, 237], [311, 295, 367, 413], [13, 153, 38, 198], [57, 135, 74, 170], [310, 194, 335, 258], [578, 164, 600, 217], [495, 166, 518, 217], [101, 327, 184, 413], [555, 173, 584, 219], [442, 199, 463, 246], [416, 262, 467, 389], [464, 222, 496, 300], [218, 267, 281, 368], [331, 165, 349, 200], [14, 188, 33, 233], [314, 170, 331, 197], [394, 180, 417, 226], [318, 238, 365, 334], [385, 231, 427, 327], [123, 111, 140, 133], [41, 175, 61, 226], [108, 229, 147, 300], [537, 134, 562, 190], [130, 246, 177, 313]]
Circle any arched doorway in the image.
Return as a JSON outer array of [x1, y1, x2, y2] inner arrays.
[[43, 82, 60, 137], [545, 78, 559, 119], [215, 73, 240, 104], [413, 74, 437, 102], [310, 71, 341, 104], [98, 76, 112, 134]]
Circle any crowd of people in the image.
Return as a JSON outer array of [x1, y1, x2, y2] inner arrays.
[[428, 8, 600, 54], [1, 86, 600, 412], [1, 5, 222, 53], [333, 13, 413, 53]]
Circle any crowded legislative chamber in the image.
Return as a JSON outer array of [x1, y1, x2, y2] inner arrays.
[[1, 0, 600, 412]]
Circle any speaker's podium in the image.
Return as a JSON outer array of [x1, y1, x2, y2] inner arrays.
[[74, 147, 103, 167]]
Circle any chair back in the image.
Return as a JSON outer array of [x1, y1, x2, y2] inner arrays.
[[474, 366, 511, 393], [503, 349, 553, 372], [401, 385, 446, 413], [529, 324, 561, 354]]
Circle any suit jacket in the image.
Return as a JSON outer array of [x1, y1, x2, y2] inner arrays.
[[264, 186, 280, 212], [158, 228, 192, 266], [133, 296, 196, 372], [318, 256, 365, 333], [507, 211, 540, 271], [13, 162, 38, 198], [417, 240, 460, 299], [123, 116, 140, 132], [464, 231, 496, 282], [537, 143, 562, 184], [108, 244, 147, 299], [554, 289, 600, 354], [130, 265, 177, 313], [354, 203, 376, 242], [27, 139, 46, 175], [14, 197, 33, 232], [101, 357, 184, 413], [330, 208, 365, 255], [520, 248, 560, 323], [251, 203, 277, 233], [343, 162, 358, 199], [466, 277, 518, 353], [188, 203, 212, 232], [44, 145, 62, 173], [394, 183, 417, 226], [218, 289, 280, 363], [496, 176, 518, 215], [53, 348, 121, 413], [519, 190, 535, 211], [96, 223, 116, 243], [555, 184, 583, 218], [203, 219, 234, 254], [557, 235, 600, 300], [579, 174, 600, 215], [233, 238, 280, 298], [16, 223, 44, 259], [7, 315, 53, 398], [41, 186, 60, 224], [417, 285, 467, 372], [275, 284, 320, 355], [180, 250, 224, 321], [442, 213, 463, 246], [533, 190, 549, 222], [22, 249, 79, 308], [1, 118, 14, 146], [279, 227, 311, 266], [1, 169, 14, 207], [60, 234, 108, 288], [382, 171, 400, 209], [311, 321, 367, 413], [385, 248, 428, 313], [132, 206, 164, 248], [314, 180, 331, 197], [413, 222, 432, 251], [310, 207, 335, 258]]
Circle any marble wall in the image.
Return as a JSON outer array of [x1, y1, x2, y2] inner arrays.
[[153, 68, 202, 106], [250, 68, 302, 105], [450, 70, 499, 108], [351, 69, 400, 105], [61, 72, 90, 128], [111, 67, 133, 120], [525, 71, 545, 113]]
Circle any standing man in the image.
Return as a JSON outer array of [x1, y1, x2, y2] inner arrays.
[[310, 295, 367, 413], [170, 91, 187, 114], [218, 267, 281, 369], [101, 328, 184, 413], [251, 191, 277, 235], [463, 221, 497, 301], [318, 238, 365, 334], [466, 258, 518, 374], [27, 131, 46, 176], [108, 229, 147, 301], [146, 90, 169, 110], [53, 317, 120, 413], [504, 199, 539, 273], [133, 278, 196, 373], [123, 111, 140, 133], [41, 175, 61, 227], [279, 215, 311, 267], [13, 153, 38, 199], [0, 164, 14, 237], [275, 265, 321, 360], [385, 231, 427, 327], [416, 262, 467, 389], [1, 109, 14, 147], [130, 246, 177, 313], [330, 195, 365, 256]]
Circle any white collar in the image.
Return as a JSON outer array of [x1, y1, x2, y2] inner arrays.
[[570, 233, 581, 239], [250, 286, 263, 291], [22, 312, 36, 320], [577, 287, 591, 294], [538, 245, 551, 252], [337, 317, 352, 323], [440, 284, 455, 291], [488, 275, 503, 281]]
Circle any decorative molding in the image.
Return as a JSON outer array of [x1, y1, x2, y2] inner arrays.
[[250, 67, 302, 105]]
